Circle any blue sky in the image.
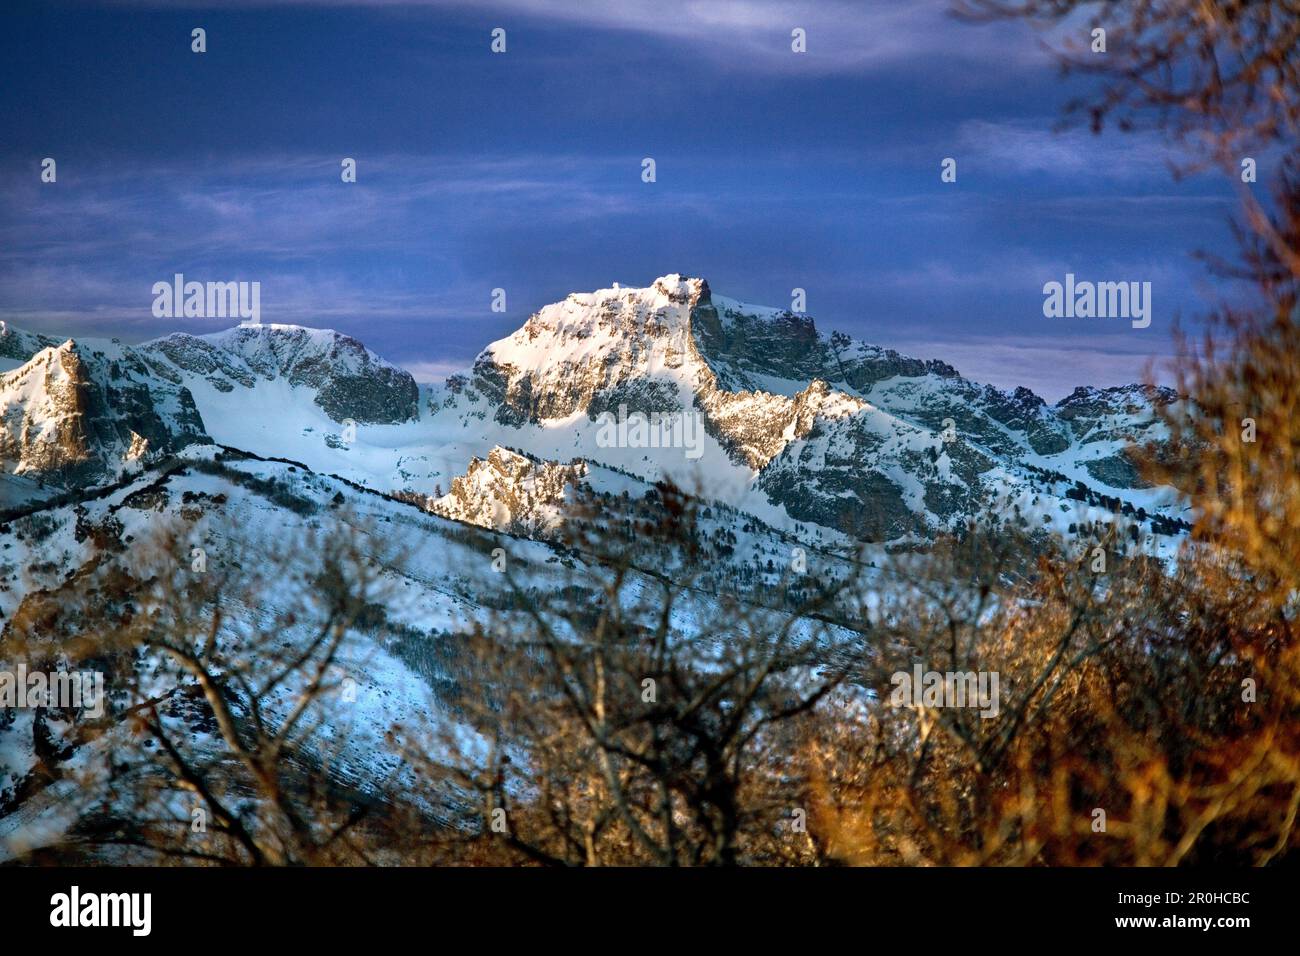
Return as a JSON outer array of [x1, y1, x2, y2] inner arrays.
[[0, 0, 1255, 399]]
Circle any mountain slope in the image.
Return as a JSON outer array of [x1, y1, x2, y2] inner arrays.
[[144, 324, 420, 425], [0, 338, 207, 505]]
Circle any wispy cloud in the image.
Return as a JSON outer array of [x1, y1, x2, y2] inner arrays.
[[103, 0, 1048, 74], [401, 357, 474, 382], [0, 153, 651, 266], [956, 119, 1176, 179]]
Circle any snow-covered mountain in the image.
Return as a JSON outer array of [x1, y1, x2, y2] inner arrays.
[[0, 334, 207, 506], [145, 325, 419, 426], [0, 275, 1187, 549], [0, 273, 1193, 859], [426, 274, 1184, 548]]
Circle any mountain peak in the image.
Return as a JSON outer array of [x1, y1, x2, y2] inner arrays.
[[144, 324, 419, 425], [577, 274, 709, 303], [0, 334, 207, 496], [547, 274, 711, 326]]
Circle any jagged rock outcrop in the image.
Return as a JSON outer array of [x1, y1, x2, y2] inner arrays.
[[431, 446, 588, 535], [695, 377, 866, 470], [0, 339, 208, 491]]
